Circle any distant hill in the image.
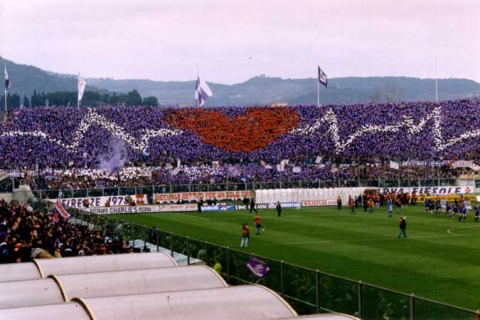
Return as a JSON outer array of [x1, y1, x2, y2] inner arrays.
[[2, 56, 480, 106], [0, 57, 108, 99]]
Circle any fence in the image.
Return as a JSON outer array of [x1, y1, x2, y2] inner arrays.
[[29, 178, 458, 200], [48, 205, 476, 320]]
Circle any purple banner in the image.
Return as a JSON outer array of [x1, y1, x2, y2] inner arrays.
[[246, 257, 270, 279]]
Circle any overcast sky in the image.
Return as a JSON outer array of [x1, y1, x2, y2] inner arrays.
[[0, 0, 478, 84]]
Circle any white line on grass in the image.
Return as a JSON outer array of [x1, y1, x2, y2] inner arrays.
[[447, 224, 480, 235], [182, 214, 210, 220], [255, 233, 467, 247]]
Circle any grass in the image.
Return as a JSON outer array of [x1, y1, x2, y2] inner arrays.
[[115, 204, 480, 310]]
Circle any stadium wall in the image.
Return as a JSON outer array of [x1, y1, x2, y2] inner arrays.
[[0, 193, 12, 202]]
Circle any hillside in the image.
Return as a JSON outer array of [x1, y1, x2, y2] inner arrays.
[[0, 57, 108, 99], [2, 56, 480, 106]]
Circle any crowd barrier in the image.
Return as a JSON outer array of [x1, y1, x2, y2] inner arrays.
[[26, 177, 463, 201]]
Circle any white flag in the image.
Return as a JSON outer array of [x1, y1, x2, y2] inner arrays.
[[390, 161, 399, 170], [195, 76, 213, 107], [78, 73, 86, 102], [4, 65, 11, 91]]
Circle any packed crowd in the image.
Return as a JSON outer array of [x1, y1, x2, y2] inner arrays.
[[27, 163, 463, 193], [0, 199, 137, 264], [0, 99, 478, 187]]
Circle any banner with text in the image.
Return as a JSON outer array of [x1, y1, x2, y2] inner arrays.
[[87, 203, 198, 215], [57, 195, 147, 209], [301, 199, 337, 207], [201, 204, 237, 211], [154, 190, 251, 203], [235, 202, 301, 210], [380, 186, 474, 195]]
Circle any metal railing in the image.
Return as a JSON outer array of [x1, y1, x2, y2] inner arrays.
[[49, 205, 476, 320], [29, 178, 458, 200]]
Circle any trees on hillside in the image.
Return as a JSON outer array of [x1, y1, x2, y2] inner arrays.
[[16, 90, 161, 108]]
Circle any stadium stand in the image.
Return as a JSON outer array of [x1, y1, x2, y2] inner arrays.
[[0, 100, 478, 191], [0, 100, 479, 169]]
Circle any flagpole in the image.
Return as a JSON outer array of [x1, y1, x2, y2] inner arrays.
[[317, 76, 320, 108], [435, 58, 438, 103], [196, 67, 199, 108], [3, 88, 6, 122], [4, 63, 7, 122]]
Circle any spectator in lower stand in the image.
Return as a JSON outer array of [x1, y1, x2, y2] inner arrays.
[[149, 226, 158, 244], [0, 232, 10, 264], [31, 238, 54, 259]]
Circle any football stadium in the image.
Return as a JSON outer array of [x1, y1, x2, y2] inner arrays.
[[1, 96, 480, 319], [1, 1, 480, 319]]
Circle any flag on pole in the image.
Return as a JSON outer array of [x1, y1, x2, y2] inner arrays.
[[318, 66, 327, 88], [195, 76, 213, 107], [4, 66, 11, 91], [55, 198, 71, 220], [78, 73, 86, 102]]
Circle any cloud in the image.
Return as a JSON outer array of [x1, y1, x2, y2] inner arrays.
[[1, 0, 479, 84]]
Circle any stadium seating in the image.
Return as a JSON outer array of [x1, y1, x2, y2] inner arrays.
[[1, 100, 478, 186]]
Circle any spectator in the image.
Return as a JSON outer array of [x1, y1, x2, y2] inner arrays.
[[0, 232, 10, 264]]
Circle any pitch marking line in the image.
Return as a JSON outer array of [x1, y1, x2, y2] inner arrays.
[[447, 224, 480, 235], [255, 233, 468, 247], [181, 214, 210, 220]]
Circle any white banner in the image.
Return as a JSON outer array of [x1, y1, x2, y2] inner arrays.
[[302, 200, 337, 207], [380, 186, 474, 195], [56, 195, 147, 209], [87, 203, 198, 215], [451, 160, 474, 168]]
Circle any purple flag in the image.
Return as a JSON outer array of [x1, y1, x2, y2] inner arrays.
[[246, 257, 270, 279]]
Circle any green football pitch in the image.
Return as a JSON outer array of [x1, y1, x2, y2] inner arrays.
[[116, 204, 480, 310]]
